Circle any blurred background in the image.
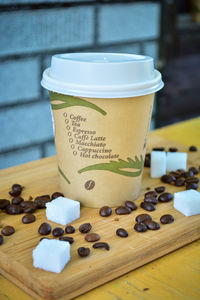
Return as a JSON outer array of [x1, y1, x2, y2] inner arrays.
[[0, 0, 200, 169]]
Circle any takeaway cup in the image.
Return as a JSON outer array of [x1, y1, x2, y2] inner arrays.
[[41, 53, 164, 207]]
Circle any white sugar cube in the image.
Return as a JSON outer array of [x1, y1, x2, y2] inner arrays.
[[174, 190, 200, 216], [32, 239, 70, 273], [166, 152, 187, 172], [46, 196, 80, 226], [150, 151, 166, 178]]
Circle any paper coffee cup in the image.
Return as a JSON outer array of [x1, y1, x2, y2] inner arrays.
[[41, 53, 164, 207]]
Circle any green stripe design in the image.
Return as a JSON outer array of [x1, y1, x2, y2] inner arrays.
[[50, 93, 107, 116], [58, 166, 71, 184], [78, 155, 144, 177]]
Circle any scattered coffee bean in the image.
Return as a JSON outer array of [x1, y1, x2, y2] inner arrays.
[[52, 227, 64, 237], [158, 192, 173, 203], [116, 228, 128, 238], [6, 204, 23, 215], [20, 201, 34, 209], [85, 233, 100, 242], [185, 177, 199, 184], [9, 184, 23, 197], [169, 171, 181, 179], [0, 199, 10, 209], [144, 197, 158, 205], [115, 206, 132, 215], [183, 171, 194, 178], [79, 223, 92, 233], [176, 169, 186, 176], [125, 201, 137, 211], [144, 153, 151, 167], [135, 214, 152, 223], [65, 225, 75, 234], [169, 147, 178, 152], [144, 220, 160, 230], [160, 214, 174, 224], [99, 206, 112, 217], [140, 202, 156, 211], [155, 186, 166, 194], [34, 195, 51, 208], [59, 236, 74, 244], [189, 145, 198, 152], [161, 174, 176, 184], [51, 192, 64, 200], [144, 191, 157, 198], [188, 167, 198, 175], [78, 247, 90, 257], [186, 183, 198, 190], [152, 147, 165, 151], [1, 225, 15, 236], [38, 222, 52, 235], [134, 223, 147, 232], [23, 202, 38, 213], [175, 178, 185, 187], [0, 235, 3, 245], [12, 196, 24, 205], [22, 214, 36, 224], [93, 242, 110, 250]]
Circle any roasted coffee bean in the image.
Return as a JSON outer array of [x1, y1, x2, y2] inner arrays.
[[160, 214, 174, 224], [23, 202, 38, 213], [152, 147, 165, 151], [144, 191, 157, 198], [189, 145, 198, 152], [0, 235, 3, 245], [116, 228, 128, 237], [183, 171, 194, 178], [51, 192, 64, 200], [175, 178, 185, 186], [188, 167, 198, 175], [52, 227, 64, 237], [144, 220, 160, 230], [85, 233, 100, 242], [144, 197, 158, 204], [161, 174, 176, 184], [93, 242, 110, 250], [12, 196, 24, 205], [34, 195, 51, 208], [20, 201, 34, 208], [169, 171, 181, 179], [99, 206, 112, 217], [9, 184, 23, 197], [0, 199, 10, 209], [186, 183, 198, 190], [176, 169, 185, 176], [115, 206, 132, 215], [125, 201, 137, 211], [144, 153, 151, 167], [134, 222, 147, 232], [158, 192, 173, 203], [65, 225, 75, 234], [135, 214, 152, 223], [185, 177, 199, 184], [169, 147, 178, 152], [59, 236, 74, 244], [140, 202, 156, 211], [22, 214, 36, 224], [155, 186, 165, 194], [1, 225, 15, 236], [78, 247, 90, 257], [6, 204, 23, 215], [79, 223, 92, 233], [38, 222, 52, 235]]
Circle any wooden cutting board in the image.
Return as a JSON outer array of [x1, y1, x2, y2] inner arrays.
[[0, 135, 200, 300]]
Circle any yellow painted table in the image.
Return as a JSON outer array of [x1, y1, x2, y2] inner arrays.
[[1, 117, 200, 300]]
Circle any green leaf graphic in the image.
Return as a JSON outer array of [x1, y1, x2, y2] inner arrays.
[[78, 155, 144, 177], [50, 93, 107, 116], [58, 166, 71, 184]]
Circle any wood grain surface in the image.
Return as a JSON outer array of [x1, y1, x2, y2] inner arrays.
[[0, 132, 200, 300]]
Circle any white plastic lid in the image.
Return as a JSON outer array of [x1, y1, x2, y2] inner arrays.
[[41, 53, 164, 98]]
